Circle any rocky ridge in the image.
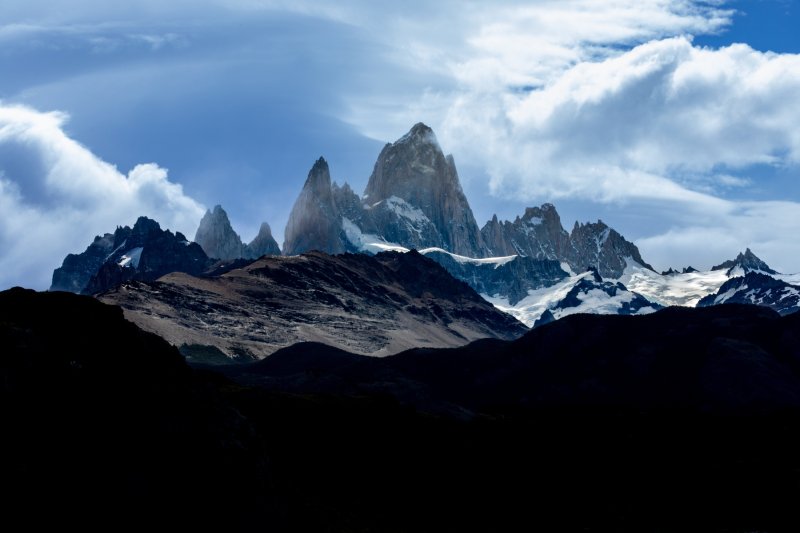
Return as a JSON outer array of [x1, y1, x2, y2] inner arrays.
[[712, 248, 778, 276], [98, 250, 527, 361], [51, 216, 210, 295], [283, 124, 653, 286], [698, 271, 800, 315]]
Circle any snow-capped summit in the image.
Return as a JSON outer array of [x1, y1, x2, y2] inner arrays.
[[712, 248, 777, 276], [362, 122, 485, 257], [698, 271, 799, 315]]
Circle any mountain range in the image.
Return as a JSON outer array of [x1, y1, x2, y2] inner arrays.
[[49, 122, 800, 360]]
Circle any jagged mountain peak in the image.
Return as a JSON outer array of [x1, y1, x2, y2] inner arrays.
[[247, 222, 281, 258], [303, 157, 333, 193], [132, 216, 161, 236], [195, 204, 246, 260], [698, 271, 799, 315], [361, 124, 485, 257], [396, 122, 437, 146], [712, 248, 777, 275], [283, 157, 344, 256]]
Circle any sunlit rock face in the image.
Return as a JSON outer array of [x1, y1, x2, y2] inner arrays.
[[283, 157, 347, 256], [363, 123, 486, 257], [194, 205, 247, 260], [283, 124, 486, 257]]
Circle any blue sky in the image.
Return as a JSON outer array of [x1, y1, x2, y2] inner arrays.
[[1, 0, 799, 289]]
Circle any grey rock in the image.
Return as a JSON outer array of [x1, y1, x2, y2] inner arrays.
[[481, 204, 653, 279], [481, 204, 571, 259], [567, 220, 654, 279], [363, 123, 486, 257], [283, 157, 347, 255], [51, 216, 211, 295], [194, 205, 247, 260], [245, 222, 280, 258]]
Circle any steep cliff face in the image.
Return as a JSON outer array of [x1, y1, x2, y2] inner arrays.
[[83, 217, 210, 294], [279, 123, 654, 287], [51, 216, 210, 295], [363, 123, 485, 257], [283, 157, 346, 256], [194, 205, 247, 260], [50, 232, 121, 293]]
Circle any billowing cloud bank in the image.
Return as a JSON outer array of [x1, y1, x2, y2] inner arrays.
[[0, 104, 205, 289]]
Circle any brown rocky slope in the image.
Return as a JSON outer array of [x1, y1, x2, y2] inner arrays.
[[99, 250, 527, 362]]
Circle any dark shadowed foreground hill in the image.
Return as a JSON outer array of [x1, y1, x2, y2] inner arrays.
[[4, 288, 800, 532], [221, 304, 800, 416]]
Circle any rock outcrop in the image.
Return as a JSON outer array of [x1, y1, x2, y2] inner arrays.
[[481, 204, 570, 260], [283, 124, 486, 257], [50, 233, 118, 293], [567, 220, 653, 279]]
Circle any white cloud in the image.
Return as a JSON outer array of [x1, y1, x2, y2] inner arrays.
[[0, 104, 205, 290], [637, 200, 800, 273], [437, 37, 800, 201]]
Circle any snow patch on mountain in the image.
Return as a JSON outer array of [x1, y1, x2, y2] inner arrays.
[[617, 259, 729, 307], [482, 273, 593, 326], [419, 248, 517, 269], [342, 218, 409, 253], [117, 247, 143, 269]]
